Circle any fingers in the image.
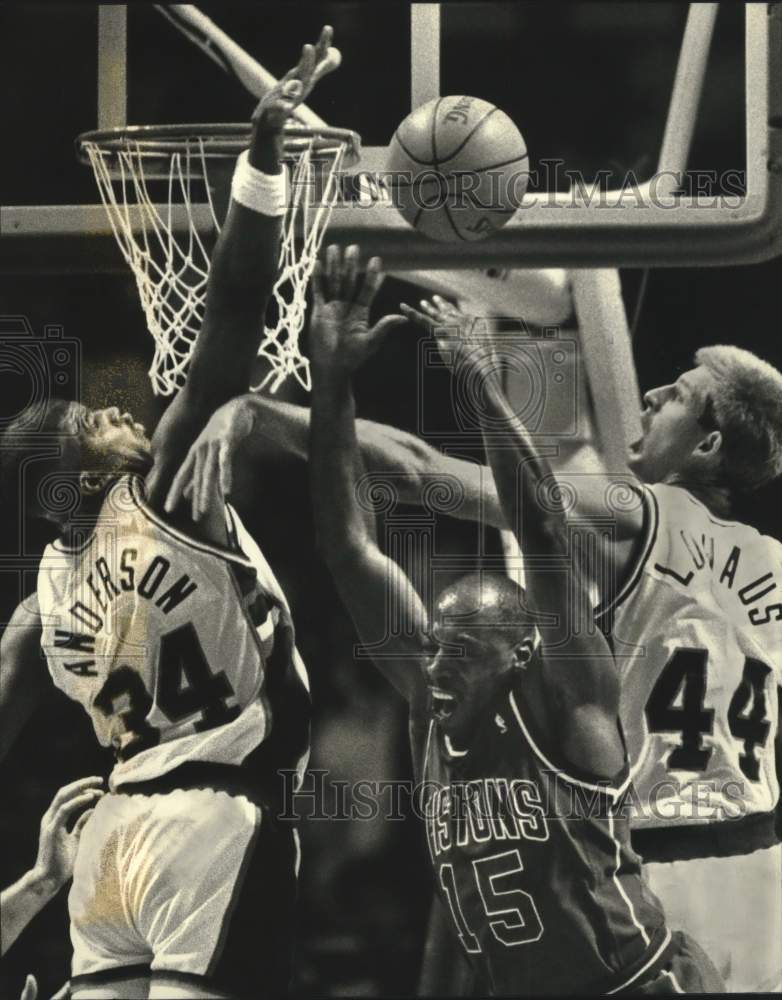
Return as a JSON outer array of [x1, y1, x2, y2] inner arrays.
[[431, 294, 449, 311], [311, 48, 341, 89], [311, 260, 327, 304], [419, 297, 449, 322], [47, 776, 104, 815], [320, 244, 388, 308], [355, 256, 385, 309], [164, 449, 197, 514], [306, 26, 340, 89], [51, 788, 103, 832], [296, 42, 317, 86], [260, 26, 338, 128], [191, 447, 208, 522], [341, 244, 360, 303], [218, 440, 233, 497], [71, 807, 96, 840], [313, 24, 334, 65], [399, 302, 433, 329], [325, 244, 340, 300], [399, 297, 460, 331], [197, 441, 219, 517], [20, 974, 37, 1000]]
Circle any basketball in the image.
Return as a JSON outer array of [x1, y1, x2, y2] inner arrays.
[[386, 95, 529, 242]]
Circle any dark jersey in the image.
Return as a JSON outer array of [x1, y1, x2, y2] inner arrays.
[[421, 676, 670, 995]]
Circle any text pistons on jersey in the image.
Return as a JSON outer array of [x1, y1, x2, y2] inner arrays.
[[425, 778, 549, 858], [654, 531, 782, 626]]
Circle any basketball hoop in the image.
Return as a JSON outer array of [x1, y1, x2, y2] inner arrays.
[[77, 123, 360, 396]]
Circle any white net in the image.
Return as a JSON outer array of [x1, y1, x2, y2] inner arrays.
[[83, 134, 349, 396]]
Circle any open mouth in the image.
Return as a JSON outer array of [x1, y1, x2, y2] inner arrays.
[[429, 687, 458, 722]]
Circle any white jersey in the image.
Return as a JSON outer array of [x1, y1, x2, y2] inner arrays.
[[604, 483, 781, 832], [36, 475, 310, 789]]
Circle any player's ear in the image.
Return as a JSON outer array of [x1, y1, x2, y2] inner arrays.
[[695, 429, 722, 459], [79, 471, 112, 496], [512, 634, 535, 671]]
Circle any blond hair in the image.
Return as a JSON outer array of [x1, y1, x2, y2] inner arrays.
[[695, 345, 782, 492]]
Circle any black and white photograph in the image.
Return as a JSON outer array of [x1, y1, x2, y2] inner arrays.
[[1, 3, 781, 997]]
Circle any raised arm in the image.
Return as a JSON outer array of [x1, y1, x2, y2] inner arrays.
[[145, 27, 339, 513], [402, 297, 626, 778], [308, 246, 430, 709], [0, 597, 49, 763]]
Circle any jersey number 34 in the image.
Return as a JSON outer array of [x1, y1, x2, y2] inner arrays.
[[94, 622, 240, 759]]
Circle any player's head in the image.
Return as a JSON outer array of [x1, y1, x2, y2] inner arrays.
[[427, 572, 535, 740], [628, 345, 782, 494], [0, 400, 151, 524]]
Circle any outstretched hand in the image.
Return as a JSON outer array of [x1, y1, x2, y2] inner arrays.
[[253, 25, 340, 131], [309, 244, 406, 375], [164, 398, 256, 518], [400, 295, 491, 363]]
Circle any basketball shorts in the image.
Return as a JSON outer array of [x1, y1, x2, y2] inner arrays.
[[68, 783, 299, 998], [633, 931, 724, 994], [643, 843, 782, 992]]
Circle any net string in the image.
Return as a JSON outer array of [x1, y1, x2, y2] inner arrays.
[[84, 136, 348, 396]]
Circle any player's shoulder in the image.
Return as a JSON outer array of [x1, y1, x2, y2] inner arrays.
[[8, 593, 41, 628], [126, 473, 247, 564], [645, 483, 782, 612], [648, 482, 772, 546]]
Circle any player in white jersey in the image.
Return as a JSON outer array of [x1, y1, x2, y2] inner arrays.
[[0, 30, 337, 999], [605, 481, 782, 989], [168, 298, 782, 992]]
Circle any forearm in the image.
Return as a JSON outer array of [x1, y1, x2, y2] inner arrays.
[[476, 368, 616, 707], [209, 126, 283, 292], [476, 369, 568, 563], [238, 394, 506, 526], [310, 368, 376, 562], [186, 128, 284, 400], [0, 868, 60, 955]]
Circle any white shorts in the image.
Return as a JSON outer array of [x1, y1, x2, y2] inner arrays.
[[68, 784, 299, 998], [644, 843, 782, 992]]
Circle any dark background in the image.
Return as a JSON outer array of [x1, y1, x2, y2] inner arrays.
[[1, 3, 780, 997]]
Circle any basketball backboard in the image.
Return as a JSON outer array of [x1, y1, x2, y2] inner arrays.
[[2, 2, 780, 273]]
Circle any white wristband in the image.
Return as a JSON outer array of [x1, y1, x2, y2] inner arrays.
[[230, 151, 288, 217]]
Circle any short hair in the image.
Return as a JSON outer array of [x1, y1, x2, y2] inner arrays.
[[435, 571, 534, 642], [695, 345, 782, 493], [0, 399, 74, 513]]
